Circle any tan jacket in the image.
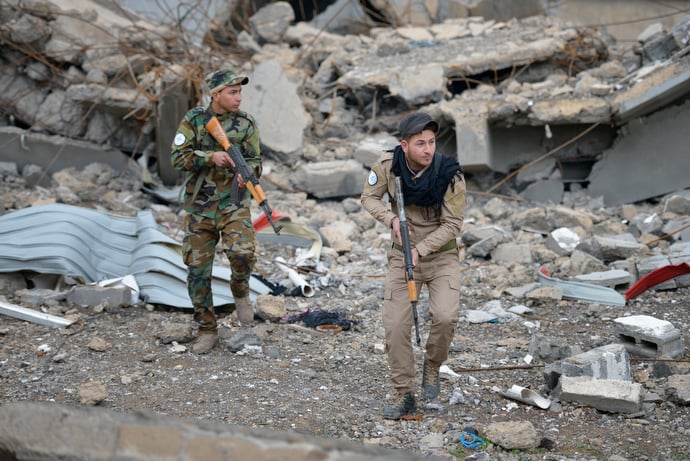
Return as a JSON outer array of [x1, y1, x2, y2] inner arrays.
[[361, 151, 466, 257]]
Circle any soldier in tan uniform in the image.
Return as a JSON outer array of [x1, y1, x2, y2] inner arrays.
[[171, 68, 262, 354], [361, 112, 466, 419]]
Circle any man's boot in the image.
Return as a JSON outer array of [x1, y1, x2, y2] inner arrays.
[[422, 360, 441, 400], [234, 297, 254, 325], [383, 392, 416, 420], [191, 331, 216, 354]]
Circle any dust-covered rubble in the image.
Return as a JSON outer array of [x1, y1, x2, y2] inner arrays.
[[0, 160, 689, 460]]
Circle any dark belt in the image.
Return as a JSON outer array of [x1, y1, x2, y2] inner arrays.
[[392, 240, 456, 254]]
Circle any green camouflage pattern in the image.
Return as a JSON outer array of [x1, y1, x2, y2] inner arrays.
[[171, 106, 262, 218], [182, 208, 257, 328], [171, 105, 261, 319], [204, 68, 248, 91]]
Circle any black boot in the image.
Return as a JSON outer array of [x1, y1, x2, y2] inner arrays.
[[383, 392, 416, 420]]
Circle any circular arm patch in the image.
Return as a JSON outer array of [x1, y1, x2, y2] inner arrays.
[[173, 133, 186, 146]]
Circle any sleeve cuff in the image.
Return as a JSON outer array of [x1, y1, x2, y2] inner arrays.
[[416, 243, 430, 257]]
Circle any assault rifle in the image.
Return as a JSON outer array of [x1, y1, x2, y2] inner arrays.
[[394, 176, 421, 346], [204, 114, 282, 234]]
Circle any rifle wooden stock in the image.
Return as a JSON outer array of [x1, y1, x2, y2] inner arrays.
[[394, 176, 421, 346], [204, 115, 282, 234]]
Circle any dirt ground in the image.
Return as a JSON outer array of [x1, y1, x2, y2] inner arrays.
[[1, 218, 689, 461]]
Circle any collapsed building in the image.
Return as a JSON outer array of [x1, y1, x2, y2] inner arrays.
[[0, 0, 689, 208]]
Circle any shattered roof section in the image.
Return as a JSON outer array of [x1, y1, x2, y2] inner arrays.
[[338, 17, 585, 99], [0, 204, 273, 308]]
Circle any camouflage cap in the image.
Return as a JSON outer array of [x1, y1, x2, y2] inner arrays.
[[398, 111, 439, 138], [204, 68, 249, 93]]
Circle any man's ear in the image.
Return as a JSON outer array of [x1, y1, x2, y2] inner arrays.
[[400, 139, 408, 153]]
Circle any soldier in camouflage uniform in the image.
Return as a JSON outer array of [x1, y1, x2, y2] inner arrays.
[[170, 68, 262, 354]]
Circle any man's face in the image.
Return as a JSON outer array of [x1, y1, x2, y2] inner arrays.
[[401, 129, 436, 171], [212, 84, 242, 113]]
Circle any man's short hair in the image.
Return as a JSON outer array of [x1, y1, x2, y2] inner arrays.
[[398, 112, 439, 139], [205, 68, 249, 93]]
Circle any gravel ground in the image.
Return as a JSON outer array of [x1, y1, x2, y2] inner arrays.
[[1, 184, 689, 461]]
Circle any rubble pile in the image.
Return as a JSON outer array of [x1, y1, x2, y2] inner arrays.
[[0, 1, 689, 460], [2, 1, 689, 204]]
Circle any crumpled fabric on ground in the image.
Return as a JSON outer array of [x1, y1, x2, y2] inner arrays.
[[282, 308, 358, 330]]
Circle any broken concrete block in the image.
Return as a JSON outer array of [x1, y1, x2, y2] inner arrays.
[[629, 212, 663, 236], [353, 133, 396, 168], [567, 249, 607, 275], [669, 241, 690, 288], [545, 227, 581, 256], [0, 273, 27, 295], [663, 190, 690, 215], [556, 375, 642, 414], [547, 205, 594, 231], [579, 235, 647, 263], [613, 315, 684, 358], [636, 254, 677, 291], [665, 374, 690, 406], [543, 343, 632, 390], [293, 159, 366, 199], [491, 243, 532, 264], [67, 285, 132, 308], [519, 179, 564, 204]]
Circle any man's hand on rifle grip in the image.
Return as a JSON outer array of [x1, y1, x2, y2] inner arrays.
[[211, 151, 244, 187], [391, 216, 419, 267], [391, 216, 402, 243], [211, 151, 234, 168]]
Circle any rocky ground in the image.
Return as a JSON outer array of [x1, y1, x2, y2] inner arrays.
[[0, 166, 689, 461]]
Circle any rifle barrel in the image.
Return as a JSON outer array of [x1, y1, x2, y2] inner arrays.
[[395, 176, 421, 346]]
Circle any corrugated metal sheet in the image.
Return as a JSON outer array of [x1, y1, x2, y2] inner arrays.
[[0, 204, 274, 308]]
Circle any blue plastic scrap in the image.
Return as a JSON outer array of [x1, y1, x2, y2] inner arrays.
[[459, 431, 484, 449]]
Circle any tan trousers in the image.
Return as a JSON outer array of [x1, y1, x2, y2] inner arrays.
[[383, 247, 461, 396]]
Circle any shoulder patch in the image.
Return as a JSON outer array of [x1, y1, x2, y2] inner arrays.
[[367, 170, 378, 186], [173, 133, 186, 146]]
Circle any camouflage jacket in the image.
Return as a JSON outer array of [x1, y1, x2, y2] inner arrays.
[[170, 105, 262, 218]]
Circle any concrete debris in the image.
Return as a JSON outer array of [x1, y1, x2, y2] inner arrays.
[[555, 375, 643, 414], [0, 401, 433, 461], [1, 2, 690, 458], [1, 1, 689, 203], [613, 315, 685, 359]]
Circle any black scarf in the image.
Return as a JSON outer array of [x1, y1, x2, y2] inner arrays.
[[390, 145, 462, 216]]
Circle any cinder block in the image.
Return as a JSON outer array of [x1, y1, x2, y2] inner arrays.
[[614, 315, 684, 358], [67, 285, 132, 308]]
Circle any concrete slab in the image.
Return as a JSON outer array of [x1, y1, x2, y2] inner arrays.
[[614, 66, 690, 123], [0, 127, 129, 177], [556, 375, 642, 414], [588, 99, 690, 206]]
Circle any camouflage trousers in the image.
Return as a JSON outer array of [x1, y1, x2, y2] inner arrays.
[[182, 207, 256, 331]]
